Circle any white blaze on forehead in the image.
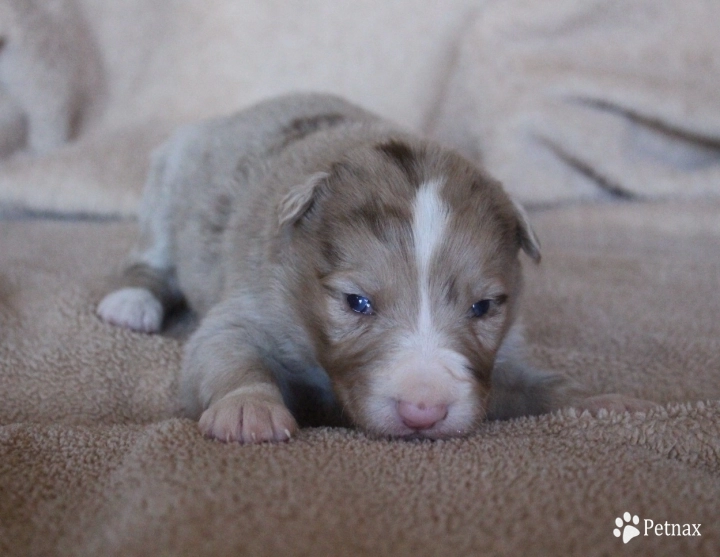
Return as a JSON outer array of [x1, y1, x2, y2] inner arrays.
[[413, 178, 449, 275], [411, 178, 449, 342], [360, 178, 481, 435]]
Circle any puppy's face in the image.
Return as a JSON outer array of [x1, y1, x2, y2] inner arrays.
[[285, 140, 539, 439]]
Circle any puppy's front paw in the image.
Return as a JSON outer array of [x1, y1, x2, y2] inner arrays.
[[574, 393, 659, 416], [97, 287, 163, 333], [199, 389, 298, 444]]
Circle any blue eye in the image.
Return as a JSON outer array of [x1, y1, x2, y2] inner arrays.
[[346, 294, 373, 315], [471, 299, 492, 318]]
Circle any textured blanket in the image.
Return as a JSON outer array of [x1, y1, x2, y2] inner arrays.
[[2, 200, 718, 556]]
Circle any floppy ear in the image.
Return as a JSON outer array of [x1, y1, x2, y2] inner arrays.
[[277, 172, 329, 228], [511, 198, 541, 263]]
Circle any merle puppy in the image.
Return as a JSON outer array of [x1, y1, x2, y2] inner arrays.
[[98, 93, 654, 443]]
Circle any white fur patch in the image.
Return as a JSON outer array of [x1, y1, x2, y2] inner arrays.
[[411, 178, 449, 344], [412, 178, 449, 282], [97, 287, 164, 333]]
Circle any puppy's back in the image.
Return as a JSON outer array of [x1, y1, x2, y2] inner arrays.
[[139, 94, 384, 313]]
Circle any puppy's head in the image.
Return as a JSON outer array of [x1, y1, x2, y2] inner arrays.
[[279, 138, 540, 439]]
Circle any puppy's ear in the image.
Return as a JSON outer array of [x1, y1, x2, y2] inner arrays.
[[277, 172, 329, 228], [511, 198, 541, 263]]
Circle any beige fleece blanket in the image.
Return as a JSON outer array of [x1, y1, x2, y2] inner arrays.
[[1, 0, 719, 215], [1, 200, 719, 556]]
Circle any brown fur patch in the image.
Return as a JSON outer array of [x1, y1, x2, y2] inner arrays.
[[375, 140, 420, 185], [278, 113, 346, 150], [350, 201, 413, 248], [201, 193, 234, 235], [122, 263, 182, 309]]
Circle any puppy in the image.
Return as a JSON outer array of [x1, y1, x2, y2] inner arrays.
[[98, 93, 654, 443]]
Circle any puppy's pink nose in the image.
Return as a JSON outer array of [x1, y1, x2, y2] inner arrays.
[[397, 400, 448, 430]]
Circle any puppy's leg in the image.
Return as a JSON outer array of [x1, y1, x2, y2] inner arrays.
[[488, 359, 658, 420], [98, 145, 182, 333], [97, 263, 181, 333], [181, 298, 298, 444], [488, 328, 658, 419], [487, 358, 588, 420]]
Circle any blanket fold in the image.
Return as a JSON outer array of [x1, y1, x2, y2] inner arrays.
[[429, 0, 720, 204]]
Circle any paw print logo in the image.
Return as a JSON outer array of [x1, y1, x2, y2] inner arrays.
[[614, 512, 641, 544]]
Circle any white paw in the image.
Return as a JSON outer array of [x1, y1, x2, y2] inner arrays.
[[575, 393, 659, 416], [199, 389, 298, 444], [97, 287, 164, 333]]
